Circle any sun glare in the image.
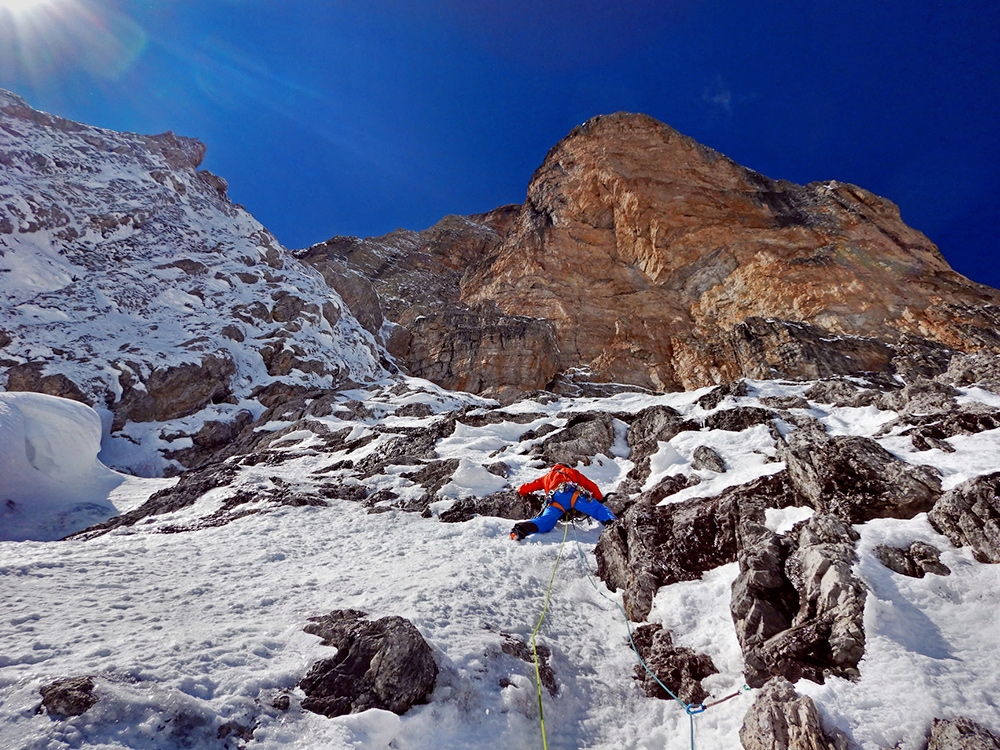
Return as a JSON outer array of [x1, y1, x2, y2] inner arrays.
[[0, 0, 52, 13]]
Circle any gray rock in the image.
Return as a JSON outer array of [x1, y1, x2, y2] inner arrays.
[[804, 379, 880, 408], [782, 431, 941, 523], [534, 411, 617, 467], [630, 623, 717, 705], [692, 445, 727, 473], [39, 676, 98, 719], [739, 677, 851, 750], [697, 380, 749, 410], [733, 514, 866, 688], [874, 541, 951, 578], [927, 717, 1000, 750], [300, 610, 438, 718], [437, 489, 543, 523], [703, 406, 776, 433], [597, 472, 797, 622], [928, 473, 1000, 563], [940, 352, 1000, 394], [619, 405, 700, 492]]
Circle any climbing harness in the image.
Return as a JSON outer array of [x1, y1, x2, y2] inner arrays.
[[524, 519, 751, 750]]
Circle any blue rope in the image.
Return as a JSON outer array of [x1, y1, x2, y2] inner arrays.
[[570, 523, 701, 749]]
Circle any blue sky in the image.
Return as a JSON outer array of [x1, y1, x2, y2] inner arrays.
[[2, 0, 998, 288]]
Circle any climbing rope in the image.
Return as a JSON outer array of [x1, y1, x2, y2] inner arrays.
[[529, 519, 571, 750], [568, 522, 751, 750], [524, 520, 751, 750]]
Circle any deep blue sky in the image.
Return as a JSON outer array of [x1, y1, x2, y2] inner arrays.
[[2, 1, 999, 288]]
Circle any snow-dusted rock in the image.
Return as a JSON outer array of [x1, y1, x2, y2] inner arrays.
[[0, 91, 385, 475], [927, 716, 1000, 750], [928, 473, 1000, 563], [300, 610, 438, 718]]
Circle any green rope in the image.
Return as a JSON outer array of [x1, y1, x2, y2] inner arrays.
[[530, 520, 571, 750]]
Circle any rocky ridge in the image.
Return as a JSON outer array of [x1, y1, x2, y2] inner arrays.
[[0, 89, 385, 474]]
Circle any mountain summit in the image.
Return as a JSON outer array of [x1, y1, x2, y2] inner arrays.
[[304, 112, 1000, 397]]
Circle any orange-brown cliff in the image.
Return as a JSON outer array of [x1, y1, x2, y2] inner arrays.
[[304, 112, 1000, 396]]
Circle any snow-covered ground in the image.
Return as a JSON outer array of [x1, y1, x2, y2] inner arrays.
[[2, 380, 1000, 749]]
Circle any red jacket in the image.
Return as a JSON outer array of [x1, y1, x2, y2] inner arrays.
[[518, 464, 603, 500]]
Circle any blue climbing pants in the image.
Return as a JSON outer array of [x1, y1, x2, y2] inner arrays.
[[530, 485, 616, 533]]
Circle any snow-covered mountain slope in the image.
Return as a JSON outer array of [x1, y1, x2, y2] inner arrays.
[[0, 89, 385, 476], [2, 375, 1000, 749]]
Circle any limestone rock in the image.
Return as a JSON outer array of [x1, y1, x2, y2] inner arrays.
[[928, 473, 1000, 563], [739, 677, 851, 750], [594, 473, 796, 622], [438, 489, 542, 523], [630, 623, 718, 705], [533, 411, 618, 467], [733, 513, 866, 688], [39, 676, 98, 719], [874, 541, 951, 578], [927, 717, 1000, 750], [464, 113, 1000, 393], [692, 445, 727, 473], [782, 430, 941, 523], [300, 610, 437, 718]]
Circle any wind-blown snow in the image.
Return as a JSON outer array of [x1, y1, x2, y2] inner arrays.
[[0, 392, 124, 541], [1, 380, 1000, 749]]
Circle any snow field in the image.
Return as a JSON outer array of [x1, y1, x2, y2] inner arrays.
[[2, 380, 1000, 748]]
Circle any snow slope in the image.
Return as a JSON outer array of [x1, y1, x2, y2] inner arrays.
[[2, 379, 1000, 749]]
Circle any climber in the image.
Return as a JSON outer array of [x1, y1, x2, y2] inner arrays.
[[510, 463, 617, 541]]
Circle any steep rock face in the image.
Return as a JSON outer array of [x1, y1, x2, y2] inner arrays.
[[297, 208, 556, 397], [0, 90, 384, 472], [468, 113, 1000, 391], [303, 111, 1000, 396]]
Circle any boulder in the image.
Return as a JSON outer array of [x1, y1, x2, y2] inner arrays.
[[39, 676, 98, 719], [927, 717, 1000, 750], [300, 610, 438, 718], [438, 489, 543, 523], [733, 514, 866, 688], [874, 541, 951, 578], [692, 445, 727, 473], [739, 677, 851, 750], [928, 473, 1000, 563], [782, 431, 941, 523], [534, 411, 618, 467], [630, 623, 717, 705]]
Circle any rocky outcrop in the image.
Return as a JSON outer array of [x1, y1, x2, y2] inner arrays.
[[928, 473, 1000, 563], [739, 677, 851, 750], [300, 610, 438, 718], [732, 513, 866, 688], [302, 111, 1000, 396], [596, 479, 765, 622], [781, 429, 942, 523], [927, 717, 1000, 750]]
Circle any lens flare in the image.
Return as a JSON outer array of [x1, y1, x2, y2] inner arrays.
[[0, 0, 147, 86]]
